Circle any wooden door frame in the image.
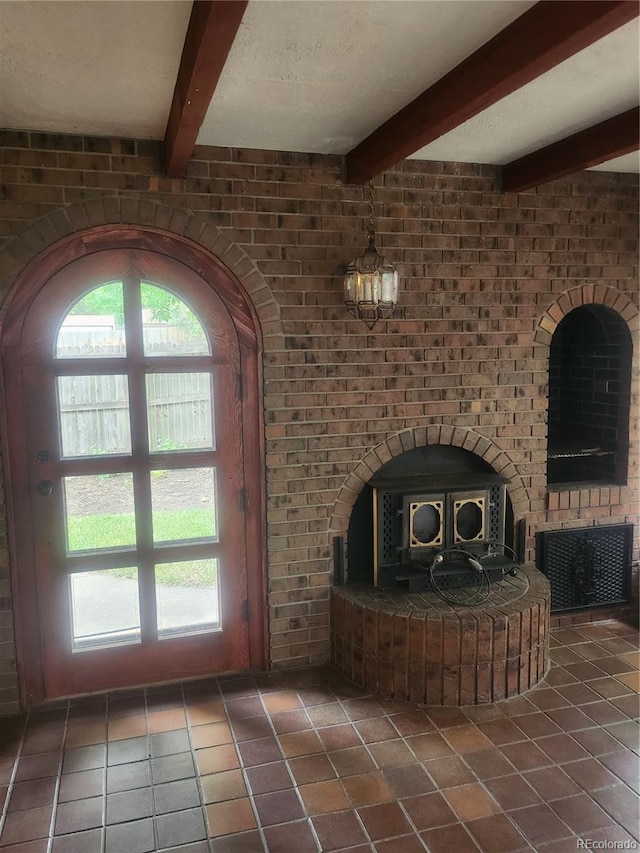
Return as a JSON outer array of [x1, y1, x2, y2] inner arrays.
[[0, 225, 267, 708]]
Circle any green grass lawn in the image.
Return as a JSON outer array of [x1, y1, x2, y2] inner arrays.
[[67, 509, 217, 586]]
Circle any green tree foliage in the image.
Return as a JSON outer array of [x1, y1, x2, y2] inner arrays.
[[141, 283, 201, 333], [70, 282, 125, 327], [70, 282, 200, 332]]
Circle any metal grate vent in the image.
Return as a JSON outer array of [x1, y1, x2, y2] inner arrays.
[[381, 491, 399, 563], [536, 523, 632, 612], [489, 484, 502, 544]]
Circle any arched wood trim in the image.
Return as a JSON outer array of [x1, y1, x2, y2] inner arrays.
[[0, 198, 282, 352]]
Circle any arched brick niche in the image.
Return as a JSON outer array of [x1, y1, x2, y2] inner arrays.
[[329, 423, 531, 541], [328, 426, 550, 706], [534, 285, 639, 512], [548, 305, 633, 486], [534, 284, 639, 347]]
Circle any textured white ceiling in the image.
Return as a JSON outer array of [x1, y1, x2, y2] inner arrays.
[[0, 1, 191, 139], [410, 19, 640, 166], [198, 0, 534, 154], [0, 0, 637, 174], [590, 152, 640, 173]]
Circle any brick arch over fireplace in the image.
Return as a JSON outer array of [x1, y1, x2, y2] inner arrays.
[[0, 198, 282, 343], [533, 284, 639, 346], [329, 424, 531, 540]]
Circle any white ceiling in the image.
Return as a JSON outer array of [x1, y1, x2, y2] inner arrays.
[[0, 1, 191, 139], [201, 0, 534, 154], [410, 18, 640, 167], [0, 0, 638, 174]]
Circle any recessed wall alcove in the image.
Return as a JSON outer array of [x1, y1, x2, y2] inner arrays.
[[547, 304, 632, 487]]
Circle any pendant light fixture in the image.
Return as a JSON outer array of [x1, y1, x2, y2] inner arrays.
[[343, 179, 399, 329]]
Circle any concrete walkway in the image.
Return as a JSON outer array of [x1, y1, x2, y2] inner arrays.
[[70, 572, 219, 645]]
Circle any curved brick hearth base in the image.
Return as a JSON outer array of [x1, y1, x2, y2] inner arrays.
[[330, 565, 551, 705]]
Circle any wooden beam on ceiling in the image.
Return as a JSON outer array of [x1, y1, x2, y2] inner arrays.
[[345, 0, 639, 185], [501, 107, 640, 192], [164, 0, 248, 177]]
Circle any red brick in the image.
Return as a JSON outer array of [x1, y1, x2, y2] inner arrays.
[[0, 138, 637, 696]]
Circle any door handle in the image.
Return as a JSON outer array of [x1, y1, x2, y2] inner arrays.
[[38, 480, 54, 496]]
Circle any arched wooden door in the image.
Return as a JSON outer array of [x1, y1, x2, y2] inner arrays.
[[2, 231, 265, 702]]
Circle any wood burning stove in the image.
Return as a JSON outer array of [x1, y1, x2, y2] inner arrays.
[[369, 470, 519, 592]]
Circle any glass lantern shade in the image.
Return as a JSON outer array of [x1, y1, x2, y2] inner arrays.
[[344, 237, 399, 328]]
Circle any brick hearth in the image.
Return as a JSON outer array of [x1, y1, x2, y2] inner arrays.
[[331, 565, 550, 705]]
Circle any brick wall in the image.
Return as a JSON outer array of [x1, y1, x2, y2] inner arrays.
[[0, 131, 638, 714]]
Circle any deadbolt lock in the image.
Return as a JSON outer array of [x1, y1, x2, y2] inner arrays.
[[37, 450, 51, 462], [38, 480, 54, 496]]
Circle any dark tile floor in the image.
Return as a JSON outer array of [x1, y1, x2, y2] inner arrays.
[[0, 619, 638, 852]]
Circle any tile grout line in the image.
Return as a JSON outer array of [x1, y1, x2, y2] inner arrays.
[[219, 675, 273, 851], [179, 679, 215, 853], [253, 676, 322, 852], [0, 715, 27, 843], [304, 684, 383, 851], [144, 686, 159, 853], [46, 699, 70, 853], [101, 693, 110, 853], [0, 714, 31, 842]]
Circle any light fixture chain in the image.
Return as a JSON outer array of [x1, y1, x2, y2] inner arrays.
[[368, 179, 375, 243]]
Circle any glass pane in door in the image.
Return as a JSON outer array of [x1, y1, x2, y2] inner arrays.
[[146, 373, 214, 452], [141, 283, 209, 356], [58, 375, 131, 457], [155, 558, 220, 638], [56, 282, 126, 358], [150, 468, 217, 544], [70, 568, 140, 651], [64, 473, 136, 552]]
